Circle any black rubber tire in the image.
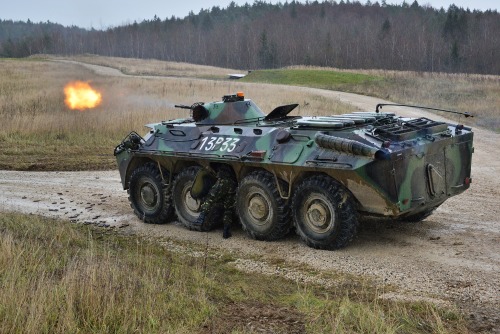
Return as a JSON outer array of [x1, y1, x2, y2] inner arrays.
[[172, 166, 202, 229], [292, 175, 359, 250], [236, 171, 290, 241], [401, 208, 436, 223], [171, 166, 221, 232], [128, 163, 173, 224]]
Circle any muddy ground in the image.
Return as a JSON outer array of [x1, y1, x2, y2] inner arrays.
[[1, 61, 499, 332]]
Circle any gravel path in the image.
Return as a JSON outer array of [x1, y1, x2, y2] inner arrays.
[[2, 60, 498, 332]]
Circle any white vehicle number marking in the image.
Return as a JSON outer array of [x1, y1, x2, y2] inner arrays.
[[199, 136, 240, 152]]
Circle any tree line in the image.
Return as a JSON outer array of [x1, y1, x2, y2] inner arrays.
[[1, 1, 499, 74]]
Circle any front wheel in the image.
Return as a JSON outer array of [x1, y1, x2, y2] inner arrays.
[[128, 163, 173, 224], [292, 175, 358, 250]]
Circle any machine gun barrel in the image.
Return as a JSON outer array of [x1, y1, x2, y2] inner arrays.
[[174, 104, 192, 110]]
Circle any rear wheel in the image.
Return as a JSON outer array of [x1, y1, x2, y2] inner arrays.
[[292, 175, 358, 250], [236, 171, 290, 240], [128, 163, 173, 224]]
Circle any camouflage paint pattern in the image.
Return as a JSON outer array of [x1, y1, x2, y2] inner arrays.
[[115, 94, 473, 220]]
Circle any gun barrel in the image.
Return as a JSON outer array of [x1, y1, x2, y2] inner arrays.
[[174, 104, 192, 110]]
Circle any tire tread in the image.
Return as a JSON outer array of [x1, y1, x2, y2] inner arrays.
[[128, 162, 173, 224], [237, 171, 290, 241], [292, 175, 358, 250]]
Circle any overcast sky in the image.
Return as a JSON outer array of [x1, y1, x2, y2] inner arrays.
[[1, 0, 498, 29]]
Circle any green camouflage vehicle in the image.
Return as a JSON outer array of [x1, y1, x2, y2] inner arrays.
[[114, 92, 473, 249]]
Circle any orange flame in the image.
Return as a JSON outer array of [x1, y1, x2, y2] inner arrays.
[[64, 81, 102, 110]]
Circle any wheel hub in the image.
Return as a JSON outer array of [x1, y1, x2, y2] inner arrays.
[[140, 183, 157, 207], [184, 185, 200, 212], [307, 203, 328, 227], [248, 194, 269, 221], [303, 196, 334, 234]]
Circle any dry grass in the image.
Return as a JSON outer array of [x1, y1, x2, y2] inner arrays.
[[0, 57, 356, 170], [290, 65, 500, 131], [49, 55, 500, 131], [0, 212, 468, 333], [51, 54, 246, 79], [0, 213, 215, 333], [2, 55, 498, 171]]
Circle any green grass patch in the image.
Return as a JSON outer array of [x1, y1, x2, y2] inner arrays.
[[242, 69, 383, 91], [0, 212, 469, 333]]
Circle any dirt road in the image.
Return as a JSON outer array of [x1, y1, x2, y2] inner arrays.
[[2, 61, 499, 332]]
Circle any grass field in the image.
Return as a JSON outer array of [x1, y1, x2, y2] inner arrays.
[[0, 56, 487, 332], [52, 55, 499, 132], [0, 212, 467, 333], [2, 55, 498, 172], [241, 68, 383, 90], [57, 54, 245, 80], [242, 67, 500, 132], [0, 57, 357, 170]]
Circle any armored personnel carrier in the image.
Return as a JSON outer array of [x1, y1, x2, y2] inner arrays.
[[114, 92, 473, 249]]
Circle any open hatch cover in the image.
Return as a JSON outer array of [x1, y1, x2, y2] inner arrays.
[[264, 104, 299, 121]]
